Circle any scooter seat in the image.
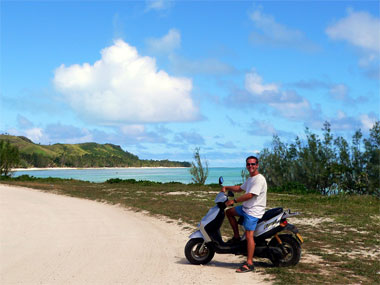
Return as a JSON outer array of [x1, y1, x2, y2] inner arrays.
[[237, 207, 283, 225], [258, 207, 283, 223]]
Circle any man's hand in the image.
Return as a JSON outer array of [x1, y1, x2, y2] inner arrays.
[[225, 199, 234, 207], [221, 186, 226, 193]]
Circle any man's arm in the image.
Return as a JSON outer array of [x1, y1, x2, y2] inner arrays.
[[225, 192, 255, 207], [221, 185, 243, 193], [235, 192, 254, 203]]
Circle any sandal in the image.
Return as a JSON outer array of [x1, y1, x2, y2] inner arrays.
[[236, 262, 254, 273]]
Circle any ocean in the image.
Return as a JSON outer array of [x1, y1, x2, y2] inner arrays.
[[12, 167, 246, 186]]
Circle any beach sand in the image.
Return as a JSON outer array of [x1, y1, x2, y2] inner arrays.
[[0, 184, 271, 284]]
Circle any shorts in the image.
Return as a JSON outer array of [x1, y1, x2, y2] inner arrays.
[[235, 205, 259, 231]]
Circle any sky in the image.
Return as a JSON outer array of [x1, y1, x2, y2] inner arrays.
[[1, 0, 379, 167]]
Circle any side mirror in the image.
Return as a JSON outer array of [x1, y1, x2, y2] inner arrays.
[[218, 176, 224, 185]]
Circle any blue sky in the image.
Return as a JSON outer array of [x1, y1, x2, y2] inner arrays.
[[1, 0, 379, 166]]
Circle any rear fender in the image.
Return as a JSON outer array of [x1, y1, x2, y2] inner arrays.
[[283, 223, 299, 234], [282, 224, 303, 244]]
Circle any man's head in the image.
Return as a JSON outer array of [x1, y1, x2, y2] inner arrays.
[[246, 156, 258, 164], [246, 156, 259, 176]]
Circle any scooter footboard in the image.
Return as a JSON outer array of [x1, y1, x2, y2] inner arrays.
[[254, 245, 283, 259]]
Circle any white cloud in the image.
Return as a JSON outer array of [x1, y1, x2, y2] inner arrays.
[[146, 0, 171, 11], [326, 9, 380, 78], [17, 115, 34, 129], [45, 123, 93, 144], [337, 110, 346, 119], [249, 9, 319, 51], [54, 39, 199, 124], [175, 130, 205, 145], [360, 114, 377, 129], [251, 10, 302, 41], [329, 84, 348, 100], [25, 128, 44, 143], [324, 111, 378, 132], [146, 29, 181, 54], [326, 9, 380, 53], [248, 120, 277, 136], [8, 121, 169, 146], [247, 120, 295, 138], [269, 99, 314, 120], [242, 71, 319, 121], [146, 30, 234, 75], [216, 141, 236, 149], [7, 122, 92, 145], [170, 54, 235, 75], [245, 71, 278, 95], [120, 124, 145, 136]]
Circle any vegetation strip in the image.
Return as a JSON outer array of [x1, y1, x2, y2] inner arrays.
[[2, 176, 379, 284], [0, 134, 190, 168]]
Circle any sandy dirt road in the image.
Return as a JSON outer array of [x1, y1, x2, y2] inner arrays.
[[0, 185, 271, 284]]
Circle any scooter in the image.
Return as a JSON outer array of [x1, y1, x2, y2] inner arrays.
[[184, 176, 303, 267]]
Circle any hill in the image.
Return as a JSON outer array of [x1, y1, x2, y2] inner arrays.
[[0, 134, 190, 168]]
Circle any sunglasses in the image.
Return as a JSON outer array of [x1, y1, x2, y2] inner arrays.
[[246, 163, 257, 166]]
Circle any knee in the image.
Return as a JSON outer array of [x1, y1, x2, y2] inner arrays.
[[226, 208, 234, 217], [245, 230, 254, 240]]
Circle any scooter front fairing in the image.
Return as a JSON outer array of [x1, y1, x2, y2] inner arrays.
[[189, 192, 227, 242]]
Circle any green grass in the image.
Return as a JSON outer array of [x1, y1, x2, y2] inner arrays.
[[1, 176, 379, 284]]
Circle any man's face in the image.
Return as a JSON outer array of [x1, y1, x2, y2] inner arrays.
[[246, 158, 258, 175]]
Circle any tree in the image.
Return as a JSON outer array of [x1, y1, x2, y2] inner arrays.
[[189, 147, 209, 185], [0, 140, 20, 177], [240, 168, 249, 184], [259, 121, 380, 196], [363, 121, 380, 195]]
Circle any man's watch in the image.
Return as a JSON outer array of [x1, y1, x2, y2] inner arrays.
[[233, 199, 237, 204]]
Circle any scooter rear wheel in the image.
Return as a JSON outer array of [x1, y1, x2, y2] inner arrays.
[[269, 234, 301, 267], [185, 238, 215, 265]]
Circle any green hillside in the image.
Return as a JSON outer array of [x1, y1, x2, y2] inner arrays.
[[0, 135, 190, 168]]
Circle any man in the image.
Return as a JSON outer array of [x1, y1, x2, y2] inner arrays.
[[221, 156, 267, 273]]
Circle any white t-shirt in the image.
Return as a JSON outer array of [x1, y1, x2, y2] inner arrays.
[[240, 174, 267, 218]]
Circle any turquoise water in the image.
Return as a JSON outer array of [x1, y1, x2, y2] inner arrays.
[[12, 167, 246, 185]]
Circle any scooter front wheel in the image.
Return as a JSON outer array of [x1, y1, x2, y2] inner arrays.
[[185, 238, 215, 265]]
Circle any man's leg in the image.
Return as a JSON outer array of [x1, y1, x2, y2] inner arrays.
[[226, 207, 240, 238], [236, 230, 255, 273], [245, 230, 255, 265]]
